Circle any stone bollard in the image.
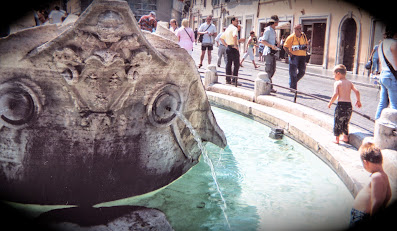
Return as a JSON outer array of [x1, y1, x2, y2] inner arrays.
[[374, 108, 397, 151], [254, 72, 271, 101], [204, 64, 218, 89]]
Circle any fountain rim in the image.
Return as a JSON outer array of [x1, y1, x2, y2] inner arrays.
[[205, 90, 373, 198]]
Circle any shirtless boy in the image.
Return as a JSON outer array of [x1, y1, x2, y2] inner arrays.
[[327, 64, 361, 144], [350, 142, 392, 226]]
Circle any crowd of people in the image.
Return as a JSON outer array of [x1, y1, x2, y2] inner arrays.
[[136, 12, 397, 229], [34, 6, 68, 26]]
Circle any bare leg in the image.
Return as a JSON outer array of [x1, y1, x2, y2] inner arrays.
[[253, 60, 259, 68], [199, 50, 205, 67], [240, 58, 245, 67], [207, 50, 212, 64], [342, 134, 349, 142], [333, 135, 340, 144]]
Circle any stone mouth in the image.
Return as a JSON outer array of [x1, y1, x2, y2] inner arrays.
[[79, 110, 113, 117]]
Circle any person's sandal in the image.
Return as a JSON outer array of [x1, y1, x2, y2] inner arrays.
[[198, 64, 202, 68]]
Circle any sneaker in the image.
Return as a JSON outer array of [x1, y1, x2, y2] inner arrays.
[[270, 89, 277, 93]]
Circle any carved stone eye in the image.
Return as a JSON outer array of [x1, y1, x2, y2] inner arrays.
[[0, 81, 42, 129], [60, 66, 79, 84], [0, 89, 35, 126], [147, 84, 182, 127]]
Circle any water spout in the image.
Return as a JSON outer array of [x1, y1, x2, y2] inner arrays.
[[174, 110, 231, 230]]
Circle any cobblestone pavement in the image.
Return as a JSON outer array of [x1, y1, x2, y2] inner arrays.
[[190, 43, 380, 133]]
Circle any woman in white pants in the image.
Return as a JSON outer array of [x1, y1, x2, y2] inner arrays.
[[240, 31, 259, 68]]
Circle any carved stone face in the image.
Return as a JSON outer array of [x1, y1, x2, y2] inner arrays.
[[79, 57, 127, 112], [96, 10, 124, 43], [0, 0, 227, 206]]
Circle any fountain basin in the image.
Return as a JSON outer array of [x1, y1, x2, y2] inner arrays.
[[92, 106, 355, 230]]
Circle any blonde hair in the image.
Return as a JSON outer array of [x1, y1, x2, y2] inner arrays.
[[333, 64, 347, 75], [181, 18, 189, 28]]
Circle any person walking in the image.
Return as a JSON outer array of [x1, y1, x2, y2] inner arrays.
[[215, 27, 227, 67], [279, 34, 287, 60], [176, 19, 194, 55], [169, 19, 178, 33], [194, 28, 198, 45], [283, 24, 309, 91], [258, 32, 265, 62], [220, 17, 240, 85], [369, 40, 382, 78], [138, 11, 157, 32], [261, 15, 279, 93], [327, 64, 361, 144], [375, 25, 397, 120], [197, 15, 217, 68], [240, 31, 259, 68]]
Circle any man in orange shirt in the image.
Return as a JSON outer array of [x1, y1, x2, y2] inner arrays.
[[283, 24, 308, 90]]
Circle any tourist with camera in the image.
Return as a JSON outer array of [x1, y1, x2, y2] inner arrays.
[[283, 24, 309, 91], [261, 15, 280, 93]]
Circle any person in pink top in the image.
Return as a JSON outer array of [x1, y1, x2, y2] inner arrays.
[[176, 19, 195, 55]]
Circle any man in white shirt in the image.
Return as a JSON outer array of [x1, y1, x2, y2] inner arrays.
[[220, 17, 240, 85], [261, 15, 279, 92], [48, 6, 67, 24], [197, 15, 217, 68]]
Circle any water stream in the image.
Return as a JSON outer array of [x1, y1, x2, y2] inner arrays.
[[174, 110, 231, 230]]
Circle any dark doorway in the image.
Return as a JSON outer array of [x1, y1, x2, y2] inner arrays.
[[303, 20, 326, 65], [341, 18, 357, 71]]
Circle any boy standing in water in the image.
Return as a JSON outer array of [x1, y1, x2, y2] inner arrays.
[[327, 64, 361, 144], [350, 142, 392, 226]]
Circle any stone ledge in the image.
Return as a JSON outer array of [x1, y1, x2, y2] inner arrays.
[[207, 83, 373, 150], [207, 91, 396, 200]]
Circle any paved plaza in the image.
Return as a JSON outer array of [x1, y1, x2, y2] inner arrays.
[[191, 43, 380, 133]]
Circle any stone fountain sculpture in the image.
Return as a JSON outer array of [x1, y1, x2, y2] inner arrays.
[[0, 0, 226, 221]]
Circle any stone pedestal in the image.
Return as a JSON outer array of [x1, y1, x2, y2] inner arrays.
[[374, 108, 397, 151], [204, 65, 218, 89], [254, 72, 271, 101]]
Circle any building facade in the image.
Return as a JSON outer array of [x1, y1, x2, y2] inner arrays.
[[186, 0, 386, 74], [67, 0, 183, 23], [4, 0, 184, 37]]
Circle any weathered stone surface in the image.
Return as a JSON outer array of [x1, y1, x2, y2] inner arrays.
[[0, 0, 226, 205], [155, 21, 179, 43], [36, 206, 174, 231], [374, 108, 397, 151]]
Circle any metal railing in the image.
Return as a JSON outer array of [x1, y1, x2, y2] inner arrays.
[[199, 68, 375, 123]]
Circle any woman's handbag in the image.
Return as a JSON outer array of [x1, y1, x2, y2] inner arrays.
[[365, 60, 372, 70]]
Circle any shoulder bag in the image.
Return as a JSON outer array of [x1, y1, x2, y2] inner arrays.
[[198, 24, 211, 43], [381, 42, 397, 80], [184, 28, 194, 51]]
